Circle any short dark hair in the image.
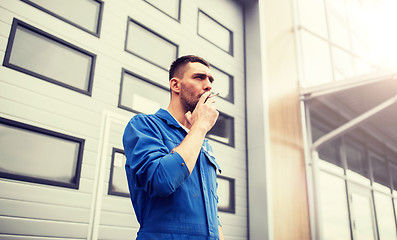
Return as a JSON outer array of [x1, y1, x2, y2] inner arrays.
[[169, 55, 210, 81]]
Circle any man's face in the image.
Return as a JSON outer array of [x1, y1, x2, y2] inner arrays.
[[179, 62, 214, 112]]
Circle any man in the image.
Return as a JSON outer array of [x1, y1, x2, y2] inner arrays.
[[123, 55, 224, 240]]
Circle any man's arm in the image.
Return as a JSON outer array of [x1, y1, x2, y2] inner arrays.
[[172, 91, 218, 174], [123, 115, 190, 197]]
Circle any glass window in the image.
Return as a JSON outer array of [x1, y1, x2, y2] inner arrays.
[[108, 148, 129, 197], [374, 191, 397, 240], [391, 163, 397, 192], [298, 0, 328, 38], [211, 66, 234, 103], [311, 121, 342, 170], [198, 10, 233, 55], [349, 185, 377, 240], [345, 143, 370, 183], [21, 0, 103, 35], [4, 19, 95, 95], [119, 70, 169, 114], [326, 0, 350, 50], [0, 117, 84, 189], [371, 154, 390, 188], [346, 0, 371, 57], [354, 56, 373, 76], [207, 112, 234, 147], [300, 30, 333, 87], [144, 0, 181, 21], [319, 171, 351, 240], [217, 175, 235, 213], [332, 46, 354, 81], [126, 19, 178, 70]]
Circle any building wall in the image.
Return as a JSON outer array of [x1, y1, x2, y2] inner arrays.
[[0, 0, 248, 239], [245, 0, 311, 239]]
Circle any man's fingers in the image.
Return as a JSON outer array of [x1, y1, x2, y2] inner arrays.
[[185, 111, 192, 125], [199, 91, 211, 105]]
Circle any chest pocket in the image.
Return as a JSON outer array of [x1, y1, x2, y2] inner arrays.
[[201, 142, 221, 174]]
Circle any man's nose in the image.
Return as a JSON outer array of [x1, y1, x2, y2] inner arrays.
[[203, 78, 212, 91]]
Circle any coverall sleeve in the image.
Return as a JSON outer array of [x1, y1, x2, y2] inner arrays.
[[123, 115, 190, 198]]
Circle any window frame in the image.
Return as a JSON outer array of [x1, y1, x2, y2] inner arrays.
[[118, 68, 170, 114], [124, 17, 179, 71], [211, 65, 235, 104], [217, 175, 235, 213], [207, 111, 235, 148], [20, 0, 104, 37], [197, 9, 234, 56], [143, 0, 181, 22], [3, 18, 97, 96], [108, 147, 129, 198], [0, 117, 85, 189]]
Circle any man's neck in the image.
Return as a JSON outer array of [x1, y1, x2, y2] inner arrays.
[[167, 102, 191, 129]]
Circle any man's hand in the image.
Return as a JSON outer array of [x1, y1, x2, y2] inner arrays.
[[185, 91, 219, 133]]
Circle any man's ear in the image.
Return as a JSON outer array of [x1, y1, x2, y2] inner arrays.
[[169, 77, 181, 94]]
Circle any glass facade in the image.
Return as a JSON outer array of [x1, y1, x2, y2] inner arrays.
[[309, 116, 397, 240], [297, 0, 397, 88], [300, 0, 397, 238]]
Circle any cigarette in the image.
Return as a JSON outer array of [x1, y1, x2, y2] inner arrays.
[[205, 92, 219, 102], [209, 92, 219, 98]]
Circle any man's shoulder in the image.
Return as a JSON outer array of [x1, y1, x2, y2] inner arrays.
[[129, 112, 161, 126]]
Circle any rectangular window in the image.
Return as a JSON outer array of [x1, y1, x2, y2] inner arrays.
[[207, 111, 234, 147], [125, 18, 178, 70], [349, 185, 377, 240], [319, 171, 351, 240], [21, 0, 103, 36], [211, 66, 234, 103], [332, 46, 355, 81], [0, 117, 84, 189], [108, 148, 129, 197], [300, 30, 333, 87], [371, 154, 390, 188], [119, 69, 169, 114], [3, 18, 96, 96], [217, 175, 235, 213], [326, 0, 350, 50], [345, 142, 370, 183], [144, 0, 181, 21], [373, 191, 397, 240], [198, 10, 233, 55], [311, 120, 343, 171], [391, 163, 397, 192]]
